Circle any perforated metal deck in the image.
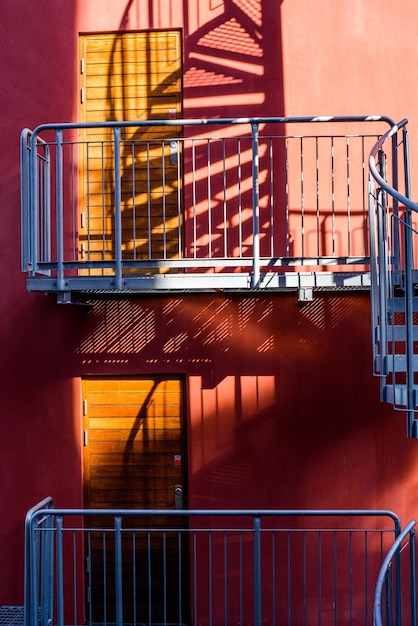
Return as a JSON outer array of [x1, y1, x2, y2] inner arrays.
[[0, 607, 24, 626]]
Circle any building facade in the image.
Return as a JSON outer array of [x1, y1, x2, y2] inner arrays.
[[2, 0, 418, 608]]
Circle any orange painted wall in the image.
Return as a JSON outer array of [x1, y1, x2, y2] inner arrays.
[[2, 0, 418, 606]]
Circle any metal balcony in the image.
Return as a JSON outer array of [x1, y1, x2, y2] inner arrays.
[[21, 116, 394, 302]]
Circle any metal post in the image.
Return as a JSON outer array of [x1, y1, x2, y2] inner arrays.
[[55, 130, 65, 291], [410, 529, 417, 626], [251, 123, 260, 288], [254, 515, 261, 626], [28, 133, 39, 276], [391, 128, 400, 277], [28, 518, 39, 626], [401, 125, 417, 437], [115, 515, 123, 626], [114, 128, 123, 289], [40, 514, 54, 626], [376, 150, 389, 376], [56, 516, 64, 626]]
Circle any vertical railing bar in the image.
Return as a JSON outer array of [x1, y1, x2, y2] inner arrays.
[[178, 530, 182, 626], [239, 530, 243, 626], [87, 531, 92, 625], [300, 136, 305, 257], [132, 532, 136, 626], [193, 532, 197, 626], [271, 531, 275, 626], [331, 136, 336, 255], [318, 531, 322, 626], [222, 139, 227, 258], [103, 532, 107, 626], [147, 141, 152, 259], [40, 156, 46, 263], [285, 137, 290, 257], [409, 528, 417, 626], [162, 140, 167, 260], [269, 137, 274, 257], [73, 530, 77, 626], [391, 128, 401, 277], [20, 130, 29, 272], [254, 515, 261, 626], [207, 140, 212, 258], [209, 532, 213, 626], [374, 149, 389, 380], [177, 138, 182, 257], [113, 127, 122, 288], [131, 140, 136, 260], [148, 531, 152, 626], [385, 563, 392, 626], [71, 142, 76, 260], [55, 129, 65, 290], [349, 530, 353, 626], [224, 530, 228, 626], [368, 173, 380, 375], [287, 530, 291, 626], [84, 141, 90, 261], [100, 140, 105, 261], [29, 520, 39, 626], [238, 138, 243, 257], [114, 516, 123, 626], [56, 515, 64, 626], [401, 125, 417, 436], [346, 137, 352, 256], [192, 140, 197, 259], [362, 136, 367, 256], [333, 531, 337, 626], [45, 143, 51, 267], [163, 532, 167, 626], [303, 531, 307, 626], [40, 141, 51, 269], [40, 514, 53, 626], [251, 123, 260, 287], [316, 136, 320, 258], [365, 531, 369, 625]]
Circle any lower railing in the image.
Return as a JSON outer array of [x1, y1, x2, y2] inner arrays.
[[25, 499, 402, 626]]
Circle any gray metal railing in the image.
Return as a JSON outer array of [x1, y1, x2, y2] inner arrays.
[[20, 116, 394, 297], [25, 499, 401, 626], [368, 119, 418, 436], [373, 520, 417, 626]]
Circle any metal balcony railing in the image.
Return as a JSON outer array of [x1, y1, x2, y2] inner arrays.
[[21, 116, 395, 301], [25, 498, 402, 626]]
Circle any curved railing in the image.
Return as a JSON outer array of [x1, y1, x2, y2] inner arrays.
[[368, 119, 418, 436], [373, 519, 416, 626]]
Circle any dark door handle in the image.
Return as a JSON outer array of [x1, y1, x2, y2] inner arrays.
[[174, 484, 183, 509]]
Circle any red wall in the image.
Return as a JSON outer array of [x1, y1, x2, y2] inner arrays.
[[2, 0, 418, 605]]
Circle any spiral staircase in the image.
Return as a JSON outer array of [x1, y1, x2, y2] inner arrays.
[[369, 119, 418, 437]]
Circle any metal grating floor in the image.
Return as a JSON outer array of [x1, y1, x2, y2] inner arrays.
[[0, 607, 24, 626]]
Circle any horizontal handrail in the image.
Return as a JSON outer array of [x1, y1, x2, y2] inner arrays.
[[29, 114, 396, 137], [27, 505, 401, 523]]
